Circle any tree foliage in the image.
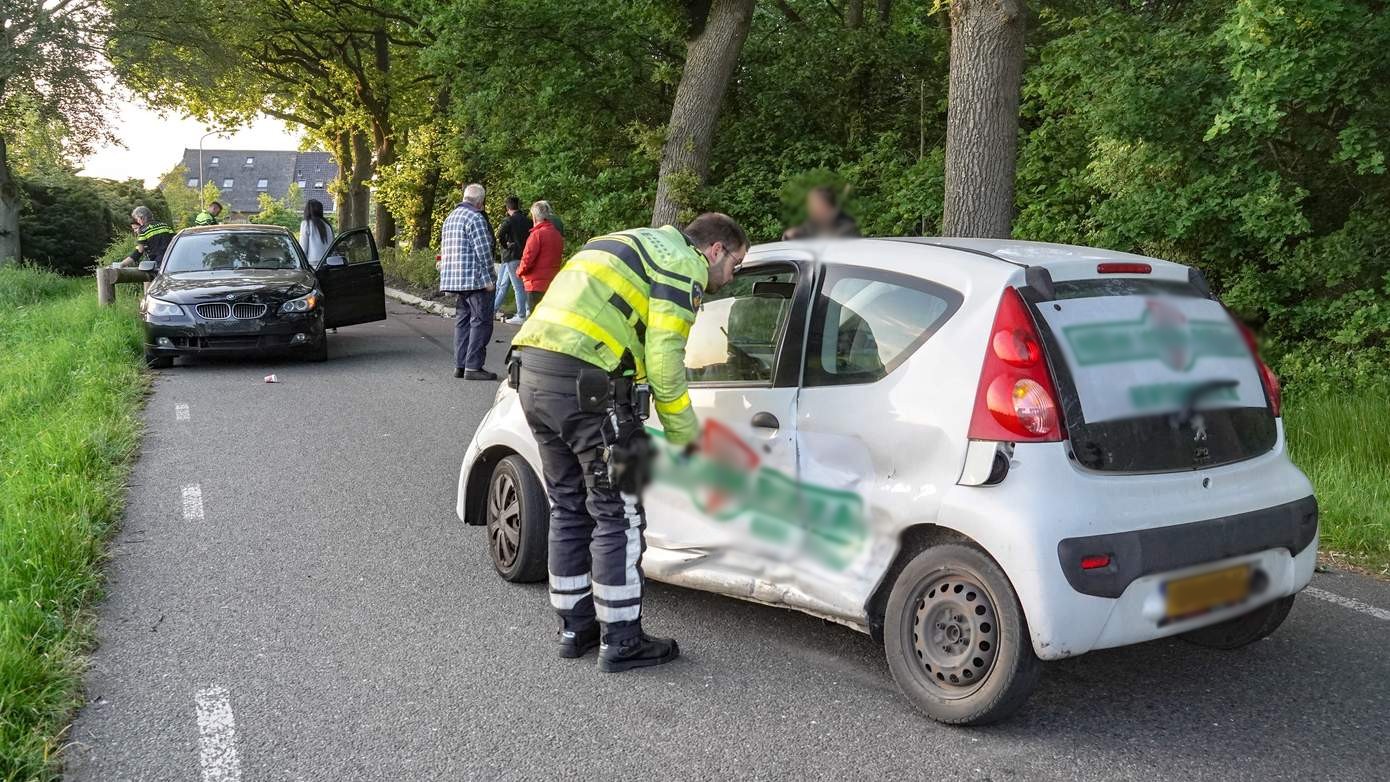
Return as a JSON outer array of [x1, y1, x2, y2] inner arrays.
[[98, 0, 1390, 389]]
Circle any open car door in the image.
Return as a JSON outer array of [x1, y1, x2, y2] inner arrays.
[[316, 227, 387, 328]]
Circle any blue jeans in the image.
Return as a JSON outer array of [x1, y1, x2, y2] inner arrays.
[[493, 261, 528, 317], [454, 290, 495, 370]]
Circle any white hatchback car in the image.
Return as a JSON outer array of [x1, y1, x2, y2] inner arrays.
[[456, 238, 1317, 724]]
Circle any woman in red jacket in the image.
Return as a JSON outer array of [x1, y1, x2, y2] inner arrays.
[[516, 200, 564, 313]]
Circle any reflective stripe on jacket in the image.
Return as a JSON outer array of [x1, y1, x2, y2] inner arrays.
[[512, 225, 708, 445]]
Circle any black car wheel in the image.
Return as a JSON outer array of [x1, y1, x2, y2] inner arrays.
[[486, 455, 548, 583], [883, 543, 1040, 725], [307, 336, 328, 362], [1180, 593, 1295, 649], [145, 352, 174, 369]]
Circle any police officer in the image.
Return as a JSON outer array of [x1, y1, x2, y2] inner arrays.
[[511, 212, 748, 671], [116, 206, 176, 272], [194, 201, 223, 226]]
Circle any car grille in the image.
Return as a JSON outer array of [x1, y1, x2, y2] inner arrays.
[[195, 302, 268, 320]]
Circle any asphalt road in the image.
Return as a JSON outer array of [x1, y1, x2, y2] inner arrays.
[[66, 301, 1389, 781]]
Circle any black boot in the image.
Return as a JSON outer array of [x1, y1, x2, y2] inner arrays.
[[558, 623, 601, 659], [598, 630, 680, 673]]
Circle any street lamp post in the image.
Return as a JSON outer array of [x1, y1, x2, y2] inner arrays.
[[198, 129, 229, 210]]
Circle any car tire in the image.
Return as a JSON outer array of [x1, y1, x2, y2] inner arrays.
[[1179, 593, 1295, 650], [307, 337, 328, 363], [883, 543, 1040, 726], [145, 352, 174, 369], [486, 455, 548, 583]]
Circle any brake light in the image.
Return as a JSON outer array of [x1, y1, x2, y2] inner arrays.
[[1097, 262, 1151, 274], [968, 287, 1065, 442], [1234, 319, 1282, 417], [1080, 555, 1111, 570]]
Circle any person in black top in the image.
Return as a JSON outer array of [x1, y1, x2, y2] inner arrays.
[[494, 195, 534, 324], [116, 206, 175, 271], [782, 186, 860, 240]]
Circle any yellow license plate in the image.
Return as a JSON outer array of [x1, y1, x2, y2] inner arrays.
[[1164, 564, 1251, 620]]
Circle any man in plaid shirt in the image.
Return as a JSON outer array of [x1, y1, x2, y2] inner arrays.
[[437, 183, 499, 379]]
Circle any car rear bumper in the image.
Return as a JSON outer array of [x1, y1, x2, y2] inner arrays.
[[143, 311, 324, 355], [938, 427, 1318, 660]]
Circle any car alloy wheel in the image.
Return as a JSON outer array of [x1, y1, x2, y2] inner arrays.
[[487, 470, 522, 570], [911, 572, 998, 696]]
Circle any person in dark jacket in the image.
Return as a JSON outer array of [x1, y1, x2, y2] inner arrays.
[[781, 186, 860, 240], [495, 195, 534, 324], [116, 206, 175, 271]]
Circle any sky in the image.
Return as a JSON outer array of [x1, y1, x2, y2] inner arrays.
[[79, 98, 303, 187]]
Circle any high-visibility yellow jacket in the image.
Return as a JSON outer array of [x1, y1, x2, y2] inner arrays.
[[513, 225, 708, 445]]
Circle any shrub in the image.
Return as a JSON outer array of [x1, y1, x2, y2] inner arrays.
[[17, 175, 114, 275]]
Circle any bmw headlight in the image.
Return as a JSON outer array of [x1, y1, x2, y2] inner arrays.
[[279, 292, 319, 314], [142, 296, 182, 317]]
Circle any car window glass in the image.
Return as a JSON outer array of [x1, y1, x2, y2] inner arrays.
[[805, 270, 959, 386], [331, 230, 376, 265], [162, 233, 304, 273], [685, 267, 798, 385]]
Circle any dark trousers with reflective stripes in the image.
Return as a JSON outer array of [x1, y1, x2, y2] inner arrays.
[[518, 371, 647, 641]]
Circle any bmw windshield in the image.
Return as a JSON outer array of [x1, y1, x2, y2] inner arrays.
[[163, 233, 306, 274]]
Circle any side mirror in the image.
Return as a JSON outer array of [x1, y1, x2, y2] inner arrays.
[[324, 255, 347, 268], [138, 260, 157, 272]]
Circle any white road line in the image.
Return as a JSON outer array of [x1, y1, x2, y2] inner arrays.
[[175, 403, 190, 421], [194, 686, 242, 782], [181, 484, 204, 520], [1305, 586, 1390, 621]]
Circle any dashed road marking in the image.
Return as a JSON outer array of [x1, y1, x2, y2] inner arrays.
[[175, 403, 190, 421], [194, 686, 242, 782], [181, 484, 204, 520], [1305, 586, 1390, 621]]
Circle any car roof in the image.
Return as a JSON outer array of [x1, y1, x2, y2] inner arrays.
[[752, 236, 1185, 271], [179, 224, 293, 236]]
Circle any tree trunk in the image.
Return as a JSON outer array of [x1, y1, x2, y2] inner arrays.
[[877, 0, 892, 27], [847, 0, 865, 28], [331, 131, 355, 229], [942, 0, 1026, 239], [0, 136, 20, 265], [349, 130, 372, 232], [412, 161, 443, 250], [373, 133, 397, 248], [650, 0, 756, 228]]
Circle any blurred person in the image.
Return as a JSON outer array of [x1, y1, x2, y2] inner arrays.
[[516, 200, 563, 312], [194, 201, 223, 226], [495, 195, 533, 324], [781, 186, 859, 240], [298, 199, 335, 264], [510, 213, 748, 671], [436, 183, 498, 380]]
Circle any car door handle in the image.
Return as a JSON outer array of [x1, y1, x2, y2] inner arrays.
[[751, 412, 780, 429]]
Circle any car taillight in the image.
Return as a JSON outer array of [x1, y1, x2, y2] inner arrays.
[[1234, 319, 1282, 417], [968, 287, 1065, 442]]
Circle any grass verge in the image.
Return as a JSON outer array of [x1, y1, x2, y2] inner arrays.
[[0, 266, 145, 779], [1285, 391, 1390, 577]]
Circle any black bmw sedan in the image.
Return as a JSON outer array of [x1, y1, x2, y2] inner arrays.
[[139, 224, 385, 367]]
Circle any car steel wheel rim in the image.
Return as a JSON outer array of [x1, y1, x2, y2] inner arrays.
[[911, 573, 998, 698], [487, 471, 521, 569]]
